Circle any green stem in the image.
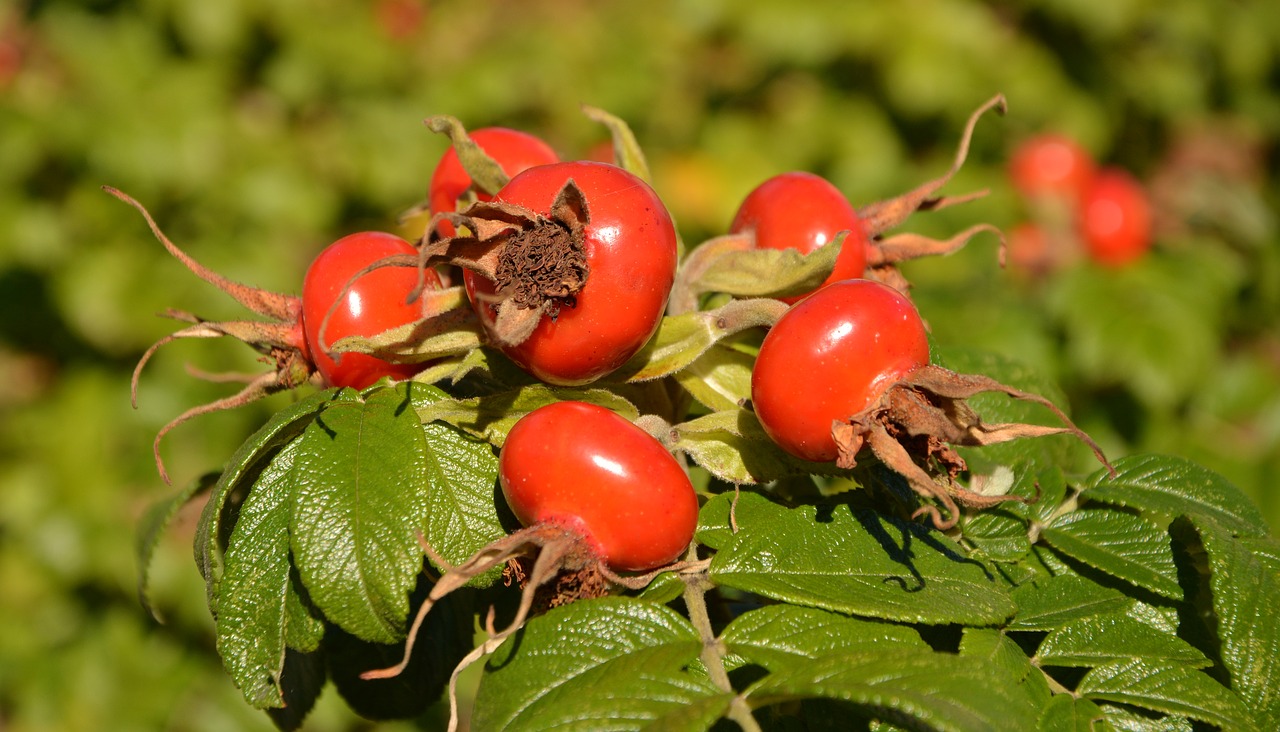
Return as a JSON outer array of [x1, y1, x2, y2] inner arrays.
[[682, 572, 762, 732]]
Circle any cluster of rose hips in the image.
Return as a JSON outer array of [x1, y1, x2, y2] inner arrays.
[[1007, 133, 1154, 272], [122, 100, 1112, 700]]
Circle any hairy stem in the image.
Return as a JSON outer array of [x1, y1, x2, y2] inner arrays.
[[682, 570, 762, 732]]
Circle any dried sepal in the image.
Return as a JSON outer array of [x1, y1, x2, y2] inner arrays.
[[109, 188, 315, 482], [835, 364, 1113, 530], [415, 180, 592, 348]]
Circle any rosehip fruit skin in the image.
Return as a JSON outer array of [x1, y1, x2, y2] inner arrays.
[[464, 161, 679, 385], [499, 401, 699, 572], [751, 279, 930, 463], [1079, 167, 1152, 268], [730, 171, 869, 304], [301, 232, 442, 390]]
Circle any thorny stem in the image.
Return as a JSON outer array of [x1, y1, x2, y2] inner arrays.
[[682, 565, 762, 732]]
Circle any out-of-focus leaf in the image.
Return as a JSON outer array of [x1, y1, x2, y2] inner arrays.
[[1083, 454, 1268, 537], [1041, 508, 1182, 599], [705, 492, 1015, 625], [471, 597, 720, 731], [136, 471, 217, 621]]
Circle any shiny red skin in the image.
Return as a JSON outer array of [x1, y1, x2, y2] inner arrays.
[[751, 279, 930, 463], [464, 161, 679, 385], [1079, 167, 1152, 267], [428, 127, 559, 217], [301, 232, 442, 389], [1009, 134, 1096, 201], [730, 171, 869, 304], [499, 401, 699, 572]]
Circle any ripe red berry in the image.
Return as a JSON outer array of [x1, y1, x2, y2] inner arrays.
[[751, 279, 930, 463], [730, 171, 869, 303], [428, 127, 559, 218], [1009, 134, 1096, 202], [1079, 167, 1152, 267], [464, 161, 678, 385], [301, 232, 442, 389], [499, 401, 699, 572]]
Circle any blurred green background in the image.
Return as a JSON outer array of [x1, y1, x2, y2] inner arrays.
[[1, 0, 1276, 730]]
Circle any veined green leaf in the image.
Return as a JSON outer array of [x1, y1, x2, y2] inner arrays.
[[1036, 694, 1108, 732], [1041, 509, 1182, 599], [1083, 455, 1268, 537], [608, 298, 782, 384], [674, 409, 844, 485], [290, 388, 434, 644], [1199, 519, 1280, 730], [1076, 658, 1249, 729], [414, 383, 638, 447], [404, 382, 506, 579], [196, 388, 360, 606], [722, 605, 926, 673], [673, 344, 754, 412], [1008, 574, 1132, 631], [216, 438, 322, 709], [960, 628, 1052, 705], [1035, 614, 1210, 669], [696, 234, 844, 300], [471, 597, 720, 731], [706, 492, 1015, 625], [746, 647, 1041, 732]]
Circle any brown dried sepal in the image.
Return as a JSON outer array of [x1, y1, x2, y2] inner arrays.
[[416, 180, 591, 348], [106, 187, 319, 483], [834, 364, 1114, 531], [363, 521, 703, 731], [856, 95, 1009, 293]]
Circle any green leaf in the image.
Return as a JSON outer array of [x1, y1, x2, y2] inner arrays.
[[696, 234, 844, 300], [673, 344, 754, 412], [581, 104, 652, 183], [722, 605, 926, 673], [136, 471, 217, 622], [290, 388, 434, 644], [1076, 659, 1249, 729], [403, 382, 506, 579], [471, 597, 721, 731], [1041, 509, 1182, 600], [1036, 694, 1108, 732], [746, 647, 1041, 732], [196, 388, 360, 605], [960, 628, 1051, 705], [216, 438, 320, 709], [607, 298, 782, 384], [1083, 455, 1268, 538], [1099, 705, 1192, 731], [415, 383, 638, 447], [1035, 614, 1210, 669], [674, 410, 843, 485], [1008, 574, 1132, 632], [706, 492, 1015, 625], [637, 694, 735, 732], [1199, 519, 1280, 730]]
